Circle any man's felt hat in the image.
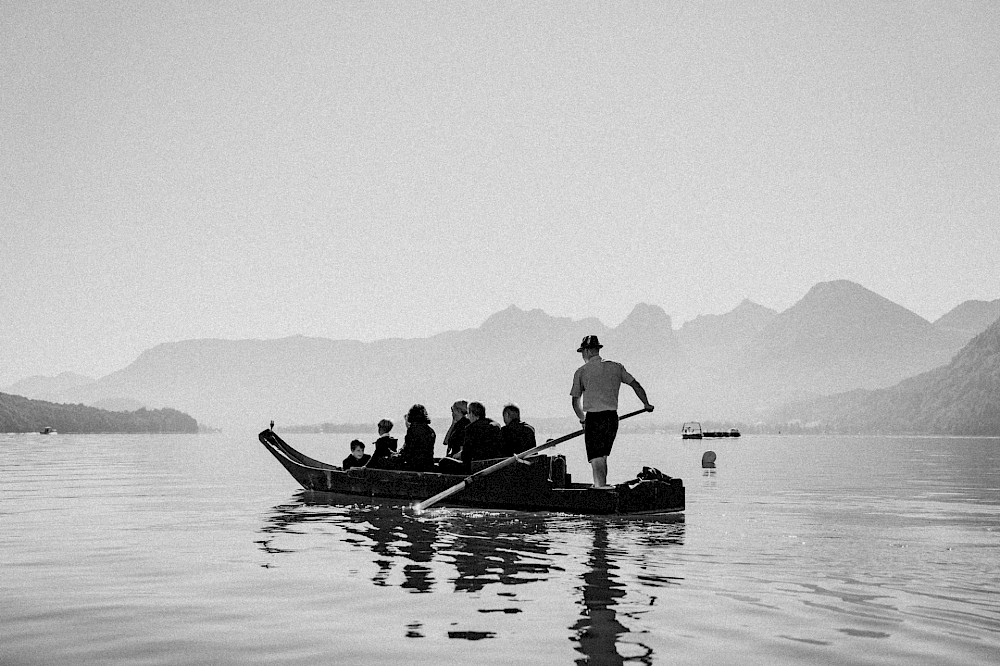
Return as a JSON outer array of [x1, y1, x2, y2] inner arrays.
[[577, 335, 603, 352]]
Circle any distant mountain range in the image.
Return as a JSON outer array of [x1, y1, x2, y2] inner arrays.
[[767, 314, 1000, 435], [5, 280, 997, 433], [676, 298, 778, 359], [932, 298, 1000, 337], [4, 371, 94, 399], [735, 280, 968, 410]]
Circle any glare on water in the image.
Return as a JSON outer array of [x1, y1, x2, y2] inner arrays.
[[1, 431, 998, 665]]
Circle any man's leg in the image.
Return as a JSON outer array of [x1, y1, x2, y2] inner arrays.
[[590, 455, 609, 487]]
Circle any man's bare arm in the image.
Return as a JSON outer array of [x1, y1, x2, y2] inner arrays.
[[628, 379, 654, 411]]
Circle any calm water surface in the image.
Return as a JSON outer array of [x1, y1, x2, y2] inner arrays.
[[1, 430, 998, 664]]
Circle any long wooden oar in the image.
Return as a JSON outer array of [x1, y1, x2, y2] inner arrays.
[[413, 408, 649, 512]]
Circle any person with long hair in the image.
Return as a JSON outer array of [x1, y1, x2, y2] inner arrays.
[[395, 404, 436, 472]]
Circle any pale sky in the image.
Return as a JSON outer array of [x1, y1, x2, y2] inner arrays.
[[2, 1, 998, 385]]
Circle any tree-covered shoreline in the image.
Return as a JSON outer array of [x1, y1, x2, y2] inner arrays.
[[0, 392, 199, 434]]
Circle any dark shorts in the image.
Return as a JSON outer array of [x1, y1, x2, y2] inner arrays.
[[584, 410, 619, 461]]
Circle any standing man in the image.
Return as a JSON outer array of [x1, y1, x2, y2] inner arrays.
[[571, 335, 654, 488]]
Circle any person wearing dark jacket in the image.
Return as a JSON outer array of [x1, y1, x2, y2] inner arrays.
[[366, 419, 398, 469], [342, 440, 372, 470], [499, 403, 536, 456], [442, 400, 470, 459], [437, 400, 471, 474], [396, 404, 436, 472], [461, 401, 502, 465]]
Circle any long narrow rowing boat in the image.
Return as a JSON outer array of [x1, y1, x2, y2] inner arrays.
[[258, 429, 684, 515]]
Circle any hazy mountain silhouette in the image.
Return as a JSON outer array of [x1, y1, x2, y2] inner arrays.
[[54, 305, 683, 428], [48, 282, 988, 428], [677, 298, 777, 361], [3, 372, 94, 400], [933, 298, 1000, 339], [90, 397, 147, 412], [768, 314, 1000, 435], [666, 299, 778, 417], [735, 280, 961, 410]]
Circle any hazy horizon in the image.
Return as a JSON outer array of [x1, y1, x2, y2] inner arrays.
[[3, 2, 998, 386]]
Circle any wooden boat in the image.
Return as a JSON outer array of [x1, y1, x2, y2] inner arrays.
[[259, 429, 684, 515]]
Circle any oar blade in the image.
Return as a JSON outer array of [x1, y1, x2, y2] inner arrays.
[[413, 481, 467, 512]]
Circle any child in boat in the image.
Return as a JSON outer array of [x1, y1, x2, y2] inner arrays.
[[342, 439, 371, 470], [380, 404, 436, 472], [365, 419, 398, 468]]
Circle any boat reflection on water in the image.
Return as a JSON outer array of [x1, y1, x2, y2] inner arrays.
[[258, 490, 684, 662], [258, 491, 443, 592], [259, 491, 560, 593]]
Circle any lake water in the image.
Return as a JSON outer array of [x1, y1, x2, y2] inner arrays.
[[2, 430, 998, 665]]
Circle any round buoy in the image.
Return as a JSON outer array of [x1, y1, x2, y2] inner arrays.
[[701, 450, 717, 468]]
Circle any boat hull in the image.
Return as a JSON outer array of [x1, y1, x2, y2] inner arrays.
[[259, 429, 684, 515]]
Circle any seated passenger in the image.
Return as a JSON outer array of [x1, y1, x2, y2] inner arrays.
[[442, 400, 470, 460], [342, 439, 371, 470], [461, 401, 502, 466], [436, 400, 470, 474], [389, 404, 436, 472], [499, 403, 537, 456], [366, 419, 398, 468]]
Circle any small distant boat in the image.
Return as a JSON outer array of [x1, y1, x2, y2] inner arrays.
[[39, 427, 57, 435], [681, 422, 703, 439], [682, 423, 740, 439]]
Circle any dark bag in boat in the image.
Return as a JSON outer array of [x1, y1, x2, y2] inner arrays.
[[636, 466, 670, 482]]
